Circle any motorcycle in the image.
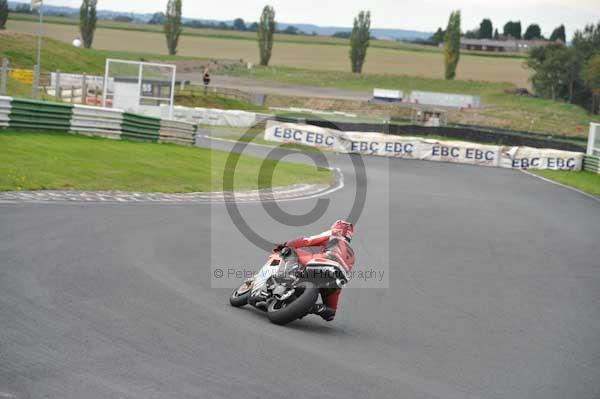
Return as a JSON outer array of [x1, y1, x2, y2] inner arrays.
[[229, 248, 349, 325]]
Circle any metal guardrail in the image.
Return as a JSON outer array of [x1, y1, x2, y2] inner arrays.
[[0, 96, 197, 146], [0, 96, 11, 127], [583, 155, 600, 173]]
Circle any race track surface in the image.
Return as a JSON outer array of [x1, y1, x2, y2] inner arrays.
[[1, 141, 599, 399]]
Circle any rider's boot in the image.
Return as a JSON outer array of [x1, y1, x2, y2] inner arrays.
[[311, 303, 336, 321]]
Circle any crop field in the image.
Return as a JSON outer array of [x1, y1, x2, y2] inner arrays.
[[7, 19, 531, 87], [8, 13, 529, 58]]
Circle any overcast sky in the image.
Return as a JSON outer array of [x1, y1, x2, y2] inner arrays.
[[42, 0, 600, 38]]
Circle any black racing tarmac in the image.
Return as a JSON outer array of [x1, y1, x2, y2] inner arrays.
[[1, 139, 599, 399]]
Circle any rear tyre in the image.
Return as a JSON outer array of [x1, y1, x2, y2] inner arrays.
[[230, 282, 252, 307], [267, 281, 319, 325]]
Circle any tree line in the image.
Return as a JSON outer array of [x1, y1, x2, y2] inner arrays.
[[431, 19, 566, 45], [527, 23, 600, 114], [150, 13, 316, 36], [0, 1, 373, 74], [436, 11, 600, 114]]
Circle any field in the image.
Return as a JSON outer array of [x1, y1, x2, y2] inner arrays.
[[8, 13, 529, 58], [6, 19, 531, 87], [0, 131, 331, 192]]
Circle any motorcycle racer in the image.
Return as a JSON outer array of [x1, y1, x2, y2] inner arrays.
[[274, 220, 355, 322]]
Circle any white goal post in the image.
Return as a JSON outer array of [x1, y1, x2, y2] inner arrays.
[[103, 59, 177, 119], [587, 123, 600, 156]]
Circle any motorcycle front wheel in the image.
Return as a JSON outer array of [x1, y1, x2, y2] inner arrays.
[[230, 282, 252, 307], [267, 281, 319, 325]]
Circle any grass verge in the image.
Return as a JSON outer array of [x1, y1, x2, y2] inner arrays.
[[531, 170, 600, 198], [0, 130, 332, 193]]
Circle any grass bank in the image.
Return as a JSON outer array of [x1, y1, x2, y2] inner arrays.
[[531, 170, 600, 198], [175, 88, 269, 112], [0, 31, 201, 74], [0, 131, 332, 192], [227, 65, 600, 137]]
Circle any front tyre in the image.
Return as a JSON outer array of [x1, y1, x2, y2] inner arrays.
[[230, 282, 252, 307], [267, 281, 319, 325]]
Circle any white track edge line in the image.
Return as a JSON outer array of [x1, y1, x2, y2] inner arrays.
[[520, 170, 600, 204]]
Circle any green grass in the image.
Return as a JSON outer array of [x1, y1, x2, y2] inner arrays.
[[226, 65, 600, 137], [175, 88, 269, 112], [0, 32, 201, 74], [229, 64, 505, 93], [6, 77, 35, 98], [0, 130, 332, 192], [532, 170, 600, 198]]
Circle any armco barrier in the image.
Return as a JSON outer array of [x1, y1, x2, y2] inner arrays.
[[121, 112, 161, 142], [0, 97, 196, 146], [159, 119, 195, 146], [9, 98, 73, 130], [70, 105, 123, 140], [0, 96, 11, 128], [583, 155, 600, 173]]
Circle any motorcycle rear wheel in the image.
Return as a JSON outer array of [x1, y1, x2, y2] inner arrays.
[[229, 282, 252, 307], [267, 281, 319, 325]]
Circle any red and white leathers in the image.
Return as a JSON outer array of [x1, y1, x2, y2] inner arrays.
[[286, 230, 356, 312]]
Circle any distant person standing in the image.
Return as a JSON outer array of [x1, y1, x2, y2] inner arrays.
[[203, 67, 211, 94]]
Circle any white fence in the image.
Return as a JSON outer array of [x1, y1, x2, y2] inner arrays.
[[165, 105, 273, 128], [269, 107, 357, 118], [587, 123, 600, 157], [409, 91, 481, 108], [51, 72, 110, 90]]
